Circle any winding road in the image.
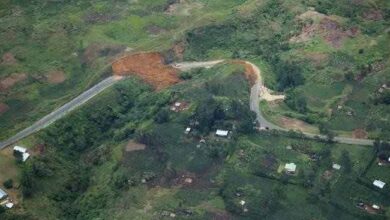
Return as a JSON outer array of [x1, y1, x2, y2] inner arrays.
[[0, 60, 374, 149]]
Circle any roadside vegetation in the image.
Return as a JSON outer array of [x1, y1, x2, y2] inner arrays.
[[1, 0, 389, 220]]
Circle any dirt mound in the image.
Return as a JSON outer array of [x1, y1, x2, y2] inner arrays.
[[0, 73, 27, 91], [0, 103, 9, 115], [46, 70, 66, 84], [112, 52, 180, 90], [1, 52, 17, 65], [353, 129, 368, 139]]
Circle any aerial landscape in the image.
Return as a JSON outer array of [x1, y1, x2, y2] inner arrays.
[[0, 0, 389, 219]]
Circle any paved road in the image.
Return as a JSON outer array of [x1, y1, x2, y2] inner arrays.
[[0, 59, 374, 150], [0, 76, 123, 149], [245, 60, 374, 146]]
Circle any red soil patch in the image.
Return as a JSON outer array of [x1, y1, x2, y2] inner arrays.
[[353, 129, 368, 139], [0, 73, 27, 91], [1, 52, 17, 65], [231, 60, 258, 86], [112, 52, 180, 90], [46, 70, 66, 84], [0, 103, 9, 115]]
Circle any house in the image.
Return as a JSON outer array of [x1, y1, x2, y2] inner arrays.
[[373, 180, 386, 189], [239, 200, 246, 206], [5, 202, 14, 209], [284, 163, 297, 173], [216, 129, 229, 137], [0, 188, 8, 201], [332, 163, 341, 170], [184, 127, 191, 134], [372, 204, 380, 210], [13, 146, 30, 162]]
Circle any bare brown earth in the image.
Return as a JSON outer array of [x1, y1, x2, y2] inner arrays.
[[231, 60, 258, 86], [279, 116, 318, 133], [0, 73, 27, 91], [363, 9, 383, 21], [1, 52, 17, 65], [291, 10, 359, 48], [46, 70, 66, 84], [126, 140, 146, 152], [0, 102, 9, 115], [112, 52, 180, 90], [353, 129, 368, 139]]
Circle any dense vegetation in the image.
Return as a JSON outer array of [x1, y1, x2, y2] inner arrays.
[[0, 0, 389, 219]]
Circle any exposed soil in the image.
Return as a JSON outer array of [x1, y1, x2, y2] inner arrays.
[[353, 129, 368, 139], [279, 116, 318, 132], [1, 52, 17, 65], [0, 102, 9, 115], [0, 73, 27, 91], [46, 70, 66, 84], [126, 140, 146, 152], [292, 10, 359, 48], [112, 52, 180, 90], [172, 41, 186, 61]]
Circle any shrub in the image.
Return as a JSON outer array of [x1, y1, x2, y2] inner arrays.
[[3, 179, 13, 189]]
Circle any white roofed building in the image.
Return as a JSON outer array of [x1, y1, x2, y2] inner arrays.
[[216, 129, 229, 137], [284, 163, 297, 173], [13, 146, 30, 162], [373, 180, 386, 189]]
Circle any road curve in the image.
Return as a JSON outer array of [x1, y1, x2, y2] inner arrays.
[[0, 76, 124, 149], [0, 59, 375, 150], [173, 60, 375, 146], [245, 60, 374, 146]]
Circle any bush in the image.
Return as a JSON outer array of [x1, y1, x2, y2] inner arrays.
[[3, 179, 13, 189]]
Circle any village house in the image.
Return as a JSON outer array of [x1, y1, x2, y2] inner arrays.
[[216, 129, 229, 137], [332, 163, 341, 170], [284, 163, 297, 174], [373, 180, 386, 189], [13, 146, 30, 162], [0, 188, 7, 201], [184, 127, 191, 134]]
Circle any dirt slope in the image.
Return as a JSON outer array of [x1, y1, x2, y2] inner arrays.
[[112, 52, 180, 90]]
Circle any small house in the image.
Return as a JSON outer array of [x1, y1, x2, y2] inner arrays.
[[5, 202, 14, 209], [373, 180, 386, 189], [284, 163, 297, 174], [372, 204, 380, 210], [332, 163, 341, 170], [185, 127, 191, 134], [239, 200, 246, 206], [0, 188, 8, 201], [13, 146, 30, 162], [216, 129, 229, 137]]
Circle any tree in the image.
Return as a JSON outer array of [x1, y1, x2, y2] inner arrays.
[[285, 90, 308, 113], [154, 109, 169, 124], [340, 150, 352, 173], [3, 179, 13, 189]]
